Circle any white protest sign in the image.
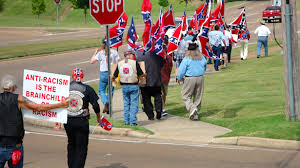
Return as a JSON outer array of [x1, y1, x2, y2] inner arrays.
[[22, 69, 70, 123]]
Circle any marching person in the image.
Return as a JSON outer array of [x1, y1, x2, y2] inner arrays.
[[112, 50, 144, 126], [177, 37, 207, 121], [223, 25, 233, 64], [239, 28, 250, 60], [90, 39, 120, 114], [208, 25, 227, 71], [136, 50, 164, 120], [64, 68, 101, 168], [254, 21, 271, 58], [0, 75, 68, 168], [161, 35, 173, 116]]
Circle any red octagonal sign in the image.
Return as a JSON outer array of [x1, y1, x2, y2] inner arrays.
[[54, 0, 61, 4], [90, 0, 124, 25]]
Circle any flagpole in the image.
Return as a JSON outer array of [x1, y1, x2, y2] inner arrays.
[[106, 25, 113, 119]]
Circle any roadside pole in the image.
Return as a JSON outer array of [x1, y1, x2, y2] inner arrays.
[[56, 4, 59, 29], [282, 0, 300, 121], [89, 0, 124, 119], [106, 25, 112, 118]]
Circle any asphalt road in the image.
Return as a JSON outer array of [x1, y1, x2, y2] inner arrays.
[[0, 25, 145, 47], [12, 126, 300, 168], [0, 48, 102, 93], [0, 1, 289, 93]]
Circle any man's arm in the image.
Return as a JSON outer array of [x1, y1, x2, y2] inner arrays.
[[18, 95, 68, 111], [87, 86, 101, 123]]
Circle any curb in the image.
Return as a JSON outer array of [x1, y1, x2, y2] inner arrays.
[[211, 136, 300, 150], [24, 118, 150, 139], [24, 118, 300, 151]]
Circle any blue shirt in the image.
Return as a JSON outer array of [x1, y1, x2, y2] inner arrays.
[[208, 31, 225, 47], [177, 56, 207, 81]]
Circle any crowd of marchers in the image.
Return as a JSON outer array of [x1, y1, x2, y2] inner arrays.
[[0, 20, 271, 168]]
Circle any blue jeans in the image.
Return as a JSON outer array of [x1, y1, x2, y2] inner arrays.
[[122, 85, 139, 125], [257, 36, 268, 57], [99, 71, 114, 105], [212, 45, 222, 71], [0, 145, 24, 168]]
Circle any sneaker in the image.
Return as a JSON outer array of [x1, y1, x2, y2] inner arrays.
[[130, 123, 138, 126], [189, 109, 198, 120], [193, 114, 198, 120], [103, 103, 109, 114], [162, 109, 168, 116], [257, 56, 260, 58]]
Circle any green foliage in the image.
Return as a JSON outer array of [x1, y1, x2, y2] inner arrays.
[[68, 0, 89, 9], [178, 0, 192, 5], [158, 0, 169, 8], [31, 0, 46, 15], [0, 0, 5, 12], [68, 0, 89, 23]]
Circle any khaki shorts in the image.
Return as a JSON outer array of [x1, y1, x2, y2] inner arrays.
[[161, 83, 169, 97]]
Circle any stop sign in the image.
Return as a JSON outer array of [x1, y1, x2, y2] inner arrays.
[[89, 0, 124, 25], [54, 0, 61, 4]]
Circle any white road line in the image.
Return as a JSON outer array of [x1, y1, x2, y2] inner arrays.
[[27, 39, 43, 42], [84, 79, 99, 84], [43, 30, 88, 36], [69, 60, 90, 65]]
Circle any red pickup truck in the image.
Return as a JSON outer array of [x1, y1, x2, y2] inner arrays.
[[262, 5, 281, 23]]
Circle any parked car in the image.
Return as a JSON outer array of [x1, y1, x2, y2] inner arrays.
[[262, 5, 281, 23]]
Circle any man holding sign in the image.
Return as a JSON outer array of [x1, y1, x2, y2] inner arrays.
[[0, 75, 68, 168], [64, 68, 101, 168]]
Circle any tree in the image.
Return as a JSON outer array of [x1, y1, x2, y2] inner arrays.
[[0, 0, 5, 13], [32, 0, 46, 25], [68, 0, 89, 24], [158, 0, 169, 8], [179, 0, 192, 9]]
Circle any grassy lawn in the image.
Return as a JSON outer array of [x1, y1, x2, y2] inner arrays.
[[0, 38, 102, 60], [0, 0, 246, 28], [166, 45, 300, 141]]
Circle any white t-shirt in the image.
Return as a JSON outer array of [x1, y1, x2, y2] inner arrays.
[[94, 49, 120, 72], [254, 25, 271, 37]]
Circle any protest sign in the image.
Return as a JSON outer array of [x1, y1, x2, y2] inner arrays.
[[22, 69, 70, 123]]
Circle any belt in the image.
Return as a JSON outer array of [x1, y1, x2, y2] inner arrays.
[[185, 75, 203, 77]]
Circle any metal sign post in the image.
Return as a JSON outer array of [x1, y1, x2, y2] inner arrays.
[[56, 4, 59, 29], [54, 0, 61, 29], [89, 0, 124, 119], [106, 25, 112, 118]]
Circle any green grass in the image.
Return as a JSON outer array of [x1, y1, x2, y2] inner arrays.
[[166, 45, 300, 141], [0, 37, 102, 59], [89, 113, 154, 135], [0, 0, 246, 27]]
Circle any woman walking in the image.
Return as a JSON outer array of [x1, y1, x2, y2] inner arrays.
[[176, 38, 207, 120]]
